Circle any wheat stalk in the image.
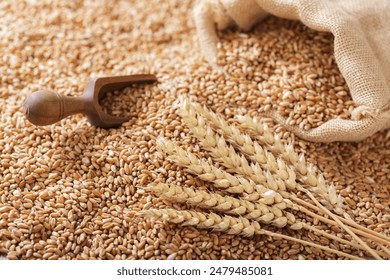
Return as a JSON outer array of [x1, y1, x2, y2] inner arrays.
[[292, 196, 390, 248]]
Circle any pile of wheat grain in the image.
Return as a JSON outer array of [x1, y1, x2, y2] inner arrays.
[[0, 0, 388, 260]]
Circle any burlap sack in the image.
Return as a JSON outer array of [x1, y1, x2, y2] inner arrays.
[[194, 0, 390, 142]]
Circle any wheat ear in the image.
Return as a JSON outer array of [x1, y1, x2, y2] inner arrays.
[[176, 98, 387, 259], [149, 183, 387, 257], [157, 136, 283, 201], [148, 183, 292, 227], [236, 115, 343, 209], [156, 137, 257, 195], [157, 121, 376, 252], [179, 98, 340, 208], [178, 98, 337, 208], [141, 208, 363, 260], [176, 100, 302, 201], [186, 99, 338, 207]]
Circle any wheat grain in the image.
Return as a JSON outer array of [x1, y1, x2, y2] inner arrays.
[[1, 0, 388, 260]]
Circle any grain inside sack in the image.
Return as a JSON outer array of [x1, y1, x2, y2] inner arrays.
[[194, 0, 390, 142], [0, 0, 389, 260]]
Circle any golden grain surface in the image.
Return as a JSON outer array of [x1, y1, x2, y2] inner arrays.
[[0, 0, 389, 260]]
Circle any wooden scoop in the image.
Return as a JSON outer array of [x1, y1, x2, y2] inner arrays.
[[23, 74, 157, 128]]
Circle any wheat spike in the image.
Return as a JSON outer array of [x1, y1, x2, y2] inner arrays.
[[177, 100, 343, 222], [148, 183, 388, 257], [148, 183, 293, 227], [141, 208, 364, 260], [188, 100, 338, 207], [157, 137, 280, 200], [157, 137, 255, 194], [150, 98, 390, 259], [237, 114, 344, 209]]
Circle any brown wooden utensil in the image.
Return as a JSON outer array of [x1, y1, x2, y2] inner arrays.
[[23, 74, 157, 128]]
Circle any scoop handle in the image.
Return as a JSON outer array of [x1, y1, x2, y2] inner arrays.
[[24, 90, 86, 126]]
